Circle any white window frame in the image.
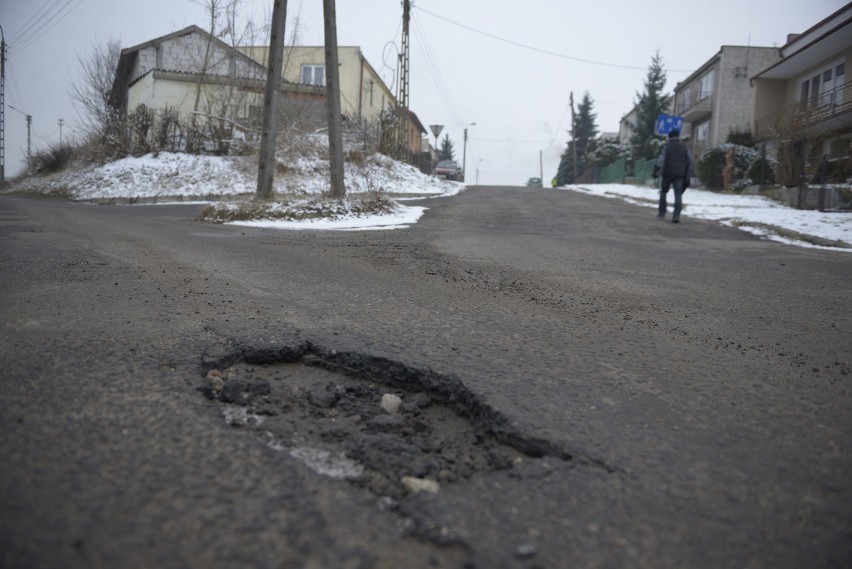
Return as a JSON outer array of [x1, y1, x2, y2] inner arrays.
[[695, 121, 709, 142], [679, 86, 691, 113], [300, 64, 325, 86], [698, 70, 714, 100], [799, 58, 845, 109]]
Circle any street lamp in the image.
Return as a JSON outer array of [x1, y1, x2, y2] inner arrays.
[[476, 159, 483, 185], [463, 122, 476, 182]]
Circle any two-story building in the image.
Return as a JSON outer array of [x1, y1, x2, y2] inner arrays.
[[110, 27, 428, 162], [673, 45, 780, 157], [618, 106, 638, 146], [242, 45, 394, 122], [751, 4, 851, 185], [110, 26, 325, 146], [243, 45, 427, 162]]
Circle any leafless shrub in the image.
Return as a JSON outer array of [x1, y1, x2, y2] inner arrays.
[[128, 104, 155, 155], [32, 143, 77, 174], [346, 149, 366, 166], [154, 107, 184, 152], [347, 190, 394, 215]]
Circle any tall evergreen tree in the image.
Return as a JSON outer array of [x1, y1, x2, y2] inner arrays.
[[555, 91, 598, 185], [438, 133, 456, 161], [630, 51, 672, 161], [575, 91, 598, 165], [556, 142, 576, 186]]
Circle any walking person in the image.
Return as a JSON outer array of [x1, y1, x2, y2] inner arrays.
[[653, 129, 693, 223]]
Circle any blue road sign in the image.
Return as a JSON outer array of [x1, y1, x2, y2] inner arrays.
[[655, 114, 684, 136]]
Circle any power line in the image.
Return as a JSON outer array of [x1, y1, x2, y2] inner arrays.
[[15, 0, 84, 53], [8, 0, 63, 44], [543, 101, 572, 152], [411, 14, 462, 127], [414, 6, 692, 73], [470, 137, 555, 144], [12, 0, 84, 54], [6, 59, 27, 111]]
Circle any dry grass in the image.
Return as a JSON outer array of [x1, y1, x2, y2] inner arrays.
[[197, 190, 396, 224]]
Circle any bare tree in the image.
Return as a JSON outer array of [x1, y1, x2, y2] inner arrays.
[[188, 0, 240, 151], [68, 38, 122, 137]]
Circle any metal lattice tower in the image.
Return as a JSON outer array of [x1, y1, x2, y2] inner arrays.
[[396, 0, 411, 161]]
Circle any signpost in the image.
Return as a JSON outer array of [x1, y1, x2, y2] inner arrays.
[[429, 124, 443, 149], [429, 125, 443, 171], [655, 114, 684, 136]]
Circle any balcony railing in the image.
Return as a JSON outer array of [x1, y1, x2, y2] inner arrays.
[[755, 79, 852, 140], [677, 90, 714, 121]]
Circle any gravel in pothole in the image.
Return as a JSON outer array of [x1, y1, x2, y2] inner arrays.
[[199, 361, 522, 498]]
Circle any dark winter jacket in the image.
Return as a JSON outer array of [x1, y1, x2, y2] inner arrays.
[[655, 137, 692, 179]]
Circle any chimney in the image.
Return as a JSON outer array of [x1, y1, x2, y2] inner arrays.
[[786, 33, 801, 44]]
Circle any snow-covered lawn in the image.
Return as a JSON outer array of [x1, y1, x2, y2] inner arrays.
[[7, 150, 850, 251], [11, 150, 459, 201], [563, 183, 852, 252]]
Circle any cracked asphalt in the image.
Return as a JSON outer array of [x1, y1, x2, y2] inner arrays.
[[0, 186, 850, 568]]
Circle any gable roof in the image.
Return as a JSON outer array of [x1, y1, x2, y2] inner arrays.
[[118, 25, 268, 80], [752, 4, 852, 81], [408, 109, 426, 134], [110, 25, 270, 109]]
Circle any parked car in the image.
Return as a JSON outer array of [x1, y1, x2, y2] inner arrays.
[[434, 160, 463, 181], [525, 177, 542, 187]]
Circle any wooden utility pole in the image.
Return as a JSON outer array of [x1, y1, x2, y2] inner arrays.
[[539, 150, 543, 184], [570, 91, 577, 183], [256, 0, 288, 200], [1, 29, 6, 185], [323, 0, 345, 198]]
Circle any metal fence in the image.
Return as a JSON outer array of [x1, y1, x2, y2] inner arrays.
[[599, 158, 626, 183], [633, 159, 655, 185], [598, 158, 655, 185]]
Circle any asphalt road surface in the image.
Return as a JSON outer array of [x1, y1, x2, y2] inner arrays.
[[1, 187, 850, 568]]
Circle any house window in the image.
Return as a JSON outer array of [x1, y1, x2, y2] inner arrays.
[[698, 70, 714, 99], [800, 79, 810, 105], [695, 121, 709, 142], [800, 59, 846, 109], [821, 69, 834, 106], [301, 64, 325, 86], [679, 87, 691, 113], [811, 76, 820, 107]]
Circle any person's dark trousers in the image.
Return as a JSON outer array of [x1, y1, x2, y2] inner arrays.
[[659, 176, 685, 219]]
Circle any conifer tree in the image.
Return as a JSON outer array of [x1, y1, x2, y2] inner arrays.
[[556, 143, 576, 186], [438, 133, 456, 161], [555, 91, 598, 185], [575, 91, 598, 165], [630, 51, 672, 161]]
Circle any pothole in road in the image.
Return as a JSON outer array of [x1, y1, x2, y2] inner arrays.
[[198, 345, 575, 498]]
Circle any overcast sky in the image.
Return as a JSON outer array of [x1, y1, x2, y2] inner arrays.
[[0, 0, 845, 184]]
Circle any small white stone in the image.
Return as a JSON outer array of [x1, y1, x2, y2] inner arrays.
[[401, 476, 440, 494], [208, 375, 224, 392], [380, 393, 402, 414]]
